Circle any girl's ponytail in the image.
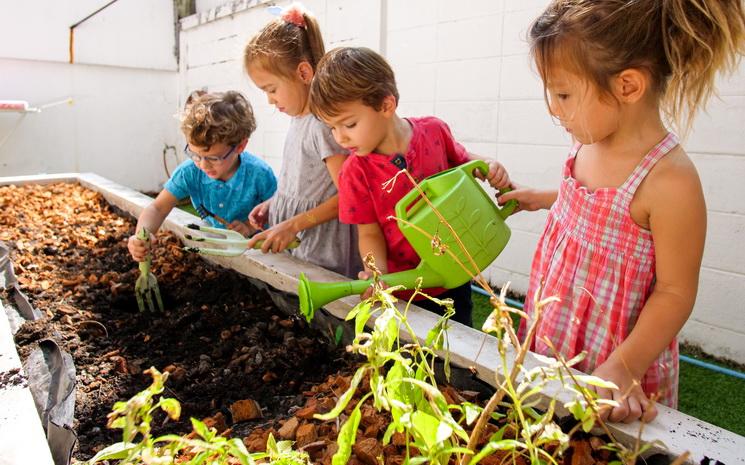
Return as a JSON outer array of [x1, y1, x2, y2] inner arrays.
[[662, 0, 745, 133], [302, 12, 325, 69]]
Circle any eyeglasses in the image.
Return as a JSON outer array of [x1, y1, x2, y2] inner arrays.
[[184, 144, 237, 164]]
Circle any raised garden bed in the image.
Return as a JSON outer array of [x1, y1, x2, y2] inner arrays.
[[1, 173, 743, 465], [0, 182, 358, 460]]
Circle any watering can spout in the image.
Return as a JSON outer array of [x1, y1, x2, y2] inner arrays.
[[298, 266, 446, 321]]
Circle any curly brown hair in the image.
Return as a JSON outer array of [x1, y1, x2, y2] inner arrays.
[[180, 90, 256, 149], [530, 0, 745, 134]]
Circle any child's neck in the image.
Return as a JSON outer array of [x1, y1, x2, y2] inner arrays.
[[374, 115, 411, 155], [593, 106, 668, 160], [218, 156, 242, 182]]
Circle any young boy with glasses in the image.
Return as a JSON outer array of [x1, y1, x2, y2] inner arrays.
[[127, 90, 276, 262]]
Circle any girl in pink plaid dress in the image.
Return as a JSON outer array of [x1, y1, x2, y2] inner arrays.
[[499, 0, 745, 423]]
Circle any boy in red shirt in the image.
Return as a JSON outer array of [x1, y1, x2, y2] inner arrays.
[[309, 47, 510, 326]]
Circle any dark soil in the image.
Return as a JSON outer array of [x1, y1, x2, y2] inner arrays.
[[0, 183, 354, 460]]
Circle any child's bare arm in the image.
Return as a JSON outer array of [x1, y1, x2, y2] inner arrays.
[[323, 153, 346, 187], [128, 190, 179, 261], [358, 223, 388, 275], [593, 153, 706, 423], [498, 184, 558, 212]]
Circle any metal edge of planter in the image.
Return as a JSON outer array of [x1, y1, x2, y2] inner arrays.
[[1, 172, 743, 465]]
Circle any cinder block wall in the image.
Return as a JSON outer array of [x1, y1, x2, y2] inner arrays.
[[182, 0, 745, 363]]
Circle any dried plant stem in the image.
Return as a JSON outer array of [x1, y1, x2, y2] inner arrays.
[[460, 293, 553, 464]]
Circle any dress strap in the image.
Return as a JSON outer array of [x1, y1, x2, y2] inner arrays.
[[621, 132, 679, 195], [563, 142, 583, 177]]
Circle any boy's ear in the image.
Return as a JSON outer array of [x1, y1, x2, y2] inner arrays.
[[380, 95, 397, 116], [614, 69, 647, 103], [296, 61, 314, 84], [236, 138, 249, 152]]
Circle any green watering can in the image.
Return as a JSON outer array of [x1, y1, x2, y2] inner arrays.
[[298, 160, 517, 320]]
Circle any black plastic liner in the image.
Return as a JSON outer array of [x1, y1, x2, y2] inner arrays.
[[1, 242, 76, 465]]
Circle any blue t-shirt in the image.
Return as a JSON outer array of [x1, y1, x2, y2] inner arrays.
[[164, 151, 276, 228]]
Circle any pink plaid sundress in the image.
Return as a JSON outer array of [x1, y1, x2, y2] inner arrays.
[[520, 133, 679, 407]]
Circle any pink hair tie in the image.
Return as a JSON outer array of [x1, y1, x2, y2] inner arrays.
[[281, 7, 306, 28]]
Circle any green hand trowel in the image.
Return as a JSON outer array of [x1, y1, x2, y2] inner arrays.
[[298, 160, 517, 321]]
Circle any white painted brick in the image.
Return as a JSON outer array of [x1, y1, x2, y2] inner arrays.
[[685, 96, 745, 155], [436, 0, 504, 22], [461, 142, 497, 158], [489, 228, 539, 277], [498, 100, 570, 146], [187, 34, 243, 68], [436, 101, 499, 143], [501, 8, 539, 56], [436, 58, 500, 101], [499, 54, 544, 100], [691, 153, 745, 215], [326, 0, 381, 49], [692, 267, 745, 332], [703, 212, 745, 274], [387, 0, 438, 31], [398, 101, 435, 117], [713, 62, 745, 96], [504, 0, 549, 13], [680, 320, 745, 365], [436, 16, 502, 61], [505, 209, 550, 236], [495, 143, 565, 186], [394, 63, 437, 103], [386, 25, 438, 65], [483, 265, 531, 294]]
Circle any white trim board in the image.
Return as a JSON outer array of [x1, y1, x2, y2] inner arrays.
[[1, 172, 743, 464]]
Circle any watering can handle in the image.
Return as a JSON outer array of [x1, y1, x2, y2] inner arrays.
[[458, 160, 518, 219], [395, 160, 518, 222]]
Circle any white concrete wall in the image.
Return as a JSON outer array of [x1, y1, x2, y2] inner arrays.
[[0, 0, 180, 191]]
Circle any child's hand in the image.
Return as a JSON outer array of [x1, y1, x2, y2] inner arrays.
[[480, 160, 511, 190], [127, 232, 156, 262], [358, 270, 388, 300], [497, 183, 555, 213], [591, 358, 658, 424], [228, 220, 255, 238], [248, 200, 271, 230], [246, 219, 298, 253]]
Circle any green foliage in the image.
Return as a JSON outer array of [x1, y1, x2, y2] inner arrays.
[[83, 367, 311, 465]]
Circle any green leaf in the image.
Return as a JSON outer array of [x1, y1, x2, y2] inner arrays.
[[463, 402, 482, 425], [353, 301, 373, 334], [411, 411, 439, 450], [190, 418, 213, 440], [581, 410, 595, 432], [436, 421, 453, 443], [334, 325, 344, 345], [159, 398, 181, 420], [468, 439, 522, 465], [575, 374, 618, 390], [315, 367, 365, 420], [333, 406, 361, 465], [83, 441, 137, 463]]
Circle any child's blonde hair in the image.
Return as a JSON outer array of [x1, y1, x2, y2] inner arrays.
[[309, 47, 399, 119], [180, 91, 256, 149], [530, 0, 745, 133], [244, 3, 325, 78]]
